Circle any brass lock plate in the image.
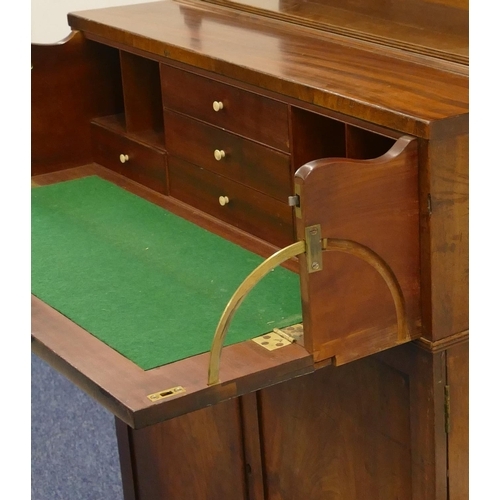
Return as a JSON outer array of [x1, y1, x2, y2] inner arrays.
[[147, 386, 186, 402]]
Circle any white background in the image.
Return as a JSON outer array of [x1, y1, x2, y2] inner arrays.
[[32, 0, 155, 43]]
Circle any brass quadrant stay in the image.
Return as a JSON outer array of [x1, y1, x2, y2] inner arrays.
[[207, 234, 410, 386], [207, 240, 306, 386]]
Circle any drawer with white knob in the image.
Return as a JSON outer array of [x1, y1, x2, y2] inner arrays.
[[164, 110, 291, 201], [91, 121, 167, 194], [161, 64, 289, 152], [168, 156, 294, 247]]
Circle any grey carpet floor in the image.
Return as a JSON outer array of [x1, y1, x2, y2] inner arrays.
[[31, 353, 124, 499]]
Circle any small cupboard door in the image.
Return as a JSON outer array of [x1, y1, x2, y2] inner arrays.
[[294, 135, 421, 364]]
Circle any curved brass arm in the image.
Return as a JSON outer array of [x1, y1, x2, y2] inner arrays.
[[207, 237, 409, 386], [207, 241, 306, 386]]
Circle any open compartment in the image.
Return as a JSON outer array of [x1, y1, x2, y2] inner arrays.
[[345, 124, 396, 159], [91, 51, 165, 148], [290, 106, 398, 167], [120, 51, 165, 148], [89, 50, 167, 193], [290, 107, 346, 171]]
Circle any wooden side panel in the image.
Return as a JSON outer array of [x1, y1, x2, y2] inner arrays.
[[447, 341, 469, 500], [289, 107, 346, 172], [129, 399, 247, 499], [420, 131, 469, 341], [258, 358, 412, 499], [295, 136, 420, 364], [115, 418, 138, 500], [31, 32, 123, 175]]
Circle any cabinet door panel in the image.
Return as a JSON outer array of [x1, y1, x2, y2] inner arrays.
[[127, 399, 247, 500], [258, 359, 412, 500]]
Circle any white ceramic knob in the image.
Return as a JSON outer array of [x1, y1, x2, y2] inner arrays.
[[119, 154, 129, 163], [214, 149, 226, 161], [213, 101, 224, 112], [218, 195, 229, 206]]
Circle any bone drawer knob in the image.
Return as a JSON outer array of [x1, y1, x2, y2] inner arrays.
[[214, 149, 226, 161], [218, 196, 230, 206], [119, 154, 129, 163], [212, 101, 224, 112]]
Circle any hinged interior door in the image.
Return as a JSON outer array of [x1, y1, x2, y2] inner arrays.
[[294, 136, 421, 364]]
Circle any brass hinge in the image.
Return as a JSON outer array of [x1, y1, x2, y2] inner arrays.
[[444, 385, 450, 433], [252, 331, 293, 351], [292, 184, 302, 219], [305, 224, 323, 273]]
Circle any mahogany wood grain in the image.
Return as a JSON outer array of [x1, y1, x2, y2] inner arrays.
[[446, 341, 469, 500], [206, 0, 468, 63], [295, 136, 421, 363], [32, 4, 469, 496], [376, 342, 448, 500], [91, 121, 167, 194], [289, 107, 346, 174], [115, 418, 138, 500], [161, 63, 289, 151], [32, 32, 123, 175], [419, 130, 469, 341], [308, 0, 468, 36], [91, 114, 165, 150], [128, 399, 247, 499], [120, 51, 164, 139], [164, 109, 291, 201], [169, 156, 294, 247], [345, 124, 396, 159], [258, 358, 412, 499], [239, 393, 266, 500], [67, 1, 468, 138]]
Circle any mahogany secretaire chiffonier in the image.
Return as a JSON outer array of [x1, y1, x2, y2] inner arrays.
[[31, 1, 468, 499]]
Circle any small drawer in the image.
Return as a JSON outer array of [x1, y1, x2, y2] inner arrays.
[[161, 65, 289, 152], [91, 122, 167, 194], [164, 110, 291, 202], [169, 157, 294, 248]]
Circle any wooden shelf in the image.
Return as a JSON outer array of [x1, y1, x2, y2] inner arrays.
[[92, 114, 165, 151]]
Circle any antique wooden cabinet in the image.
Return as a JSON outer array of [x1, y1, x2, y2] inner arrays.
[[31, 1, 468, 499]]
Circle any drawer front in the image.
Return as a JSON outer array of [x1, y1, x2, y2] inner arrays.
[[91, 123, 166, 194], [169, 157, 294, 247], [164, 110, 291, 202], [161, 65, 289, 152]]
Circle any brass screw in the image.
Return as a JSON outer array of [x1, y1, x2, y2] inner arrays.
[[312, 262, 320, 270]]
